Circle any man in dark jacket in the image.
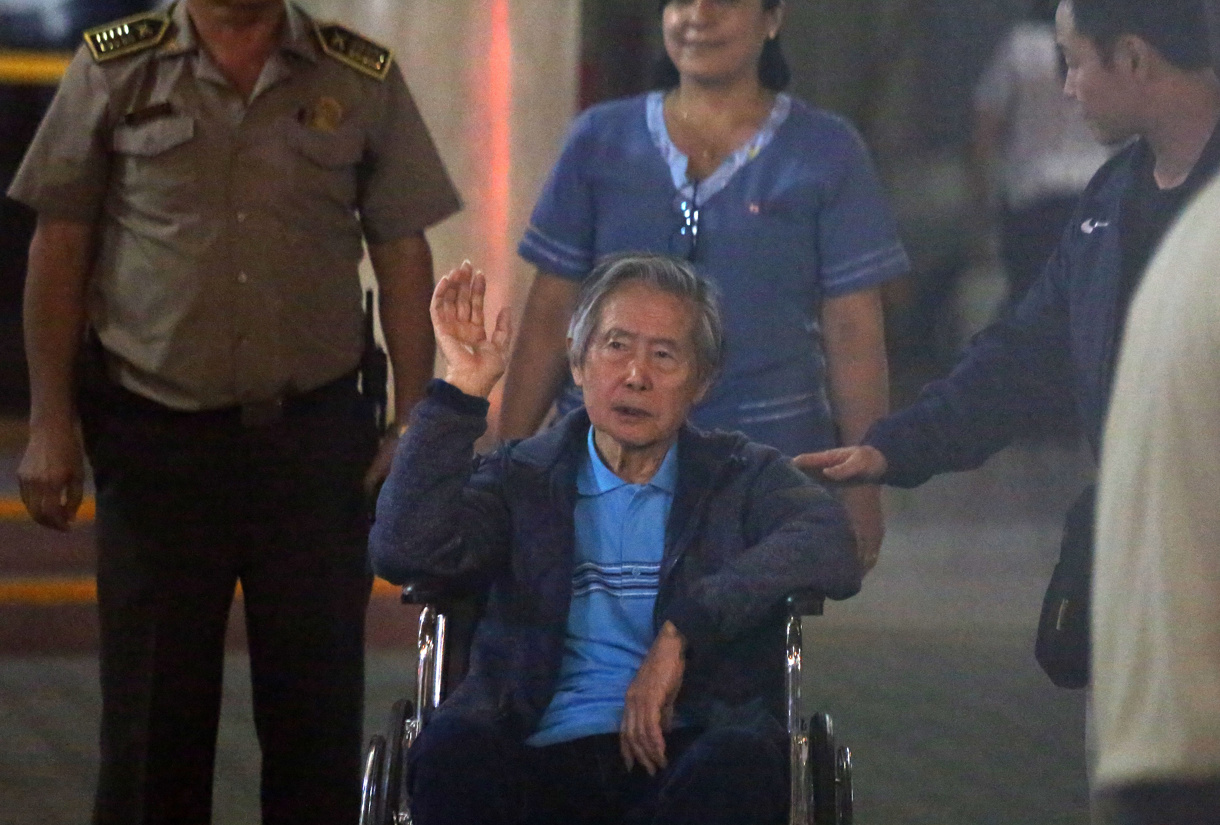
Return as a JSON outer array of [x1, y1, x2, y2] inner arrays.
[[370, 254, 861, 825], [797, 0, 1220, 582]]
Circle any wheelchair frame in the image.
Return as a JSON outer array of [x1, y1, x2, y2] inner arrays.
[[361, 586, 853, 825]]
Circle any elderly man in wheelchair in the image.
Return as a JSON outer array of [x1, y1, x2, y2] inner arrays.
[[369, 253, 863, 825]]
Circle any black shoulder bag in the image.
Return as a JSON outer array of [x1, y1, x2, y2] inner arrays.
[[1034, 485, 1094, 689]]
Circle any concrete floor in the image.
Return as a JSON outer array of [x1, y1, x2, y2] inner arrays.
[[0, 434, 1096, 825]]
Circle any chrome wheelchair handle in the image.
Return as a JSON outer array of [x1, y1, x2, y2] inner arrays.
[[787, 608, 807, 825], [414, 606, 449, 727], [786, 592, 824, 825]]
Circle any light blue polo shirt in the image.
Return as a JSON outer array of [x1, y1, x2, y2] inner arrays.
[[526, 428, 678, 747]]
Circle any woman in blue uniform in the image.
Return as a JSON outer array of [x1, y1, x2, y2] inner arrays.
[[500, 0, 908, 569]]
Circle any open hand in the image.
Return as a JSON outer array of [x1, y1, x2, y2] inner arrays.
[[431, 261, 512, 399], [793, 445, 887, 484]]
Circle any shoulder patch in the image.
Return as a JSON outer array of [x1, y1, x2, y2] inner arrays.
[[83, 11, 171, 63], [314, 23, 392, 80]]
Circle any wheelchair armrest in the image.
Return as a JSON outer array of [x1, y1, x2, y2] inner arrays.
[[400, 576, 461, 607], [786, 590, 824, 617]]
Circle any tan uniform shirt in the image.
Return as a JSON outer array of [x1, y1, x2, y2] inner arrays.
[[8, 1, 460, 409]]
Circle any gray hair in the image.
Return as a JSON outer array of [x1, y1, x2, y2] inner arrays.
[[567, 253, 724, 385]]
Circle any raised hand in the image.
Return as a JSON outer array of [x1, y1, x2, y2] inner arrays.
[[431, 261, 512, 399]]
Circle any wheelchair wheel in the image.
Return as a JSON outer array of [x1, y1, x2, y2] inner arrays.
[[380, 699, 417, 825], [836, 746, 854, 824], [809, 712, 837, 824], [359, 734, 387, 825]]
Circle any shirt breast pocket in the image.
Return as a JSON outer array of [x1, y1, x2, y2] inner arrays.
[[112, 115, 195, 156], [290, 122, 365, 208], [111, 115, 197, 207]]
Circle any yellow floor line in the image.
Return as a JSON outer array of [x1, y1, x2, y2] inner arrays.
[[0, 50, 72, 84], [0, 575, 402, 605], [0, 497, 96, 522], [0, 577, 96, 605]]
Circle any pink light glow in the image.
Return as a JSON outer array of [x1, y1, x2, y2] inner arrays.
[[466, 0, 514, 432]]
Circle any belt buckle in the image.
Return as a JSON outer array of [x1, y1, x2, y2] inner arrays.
[[240, 397, 284, 427]]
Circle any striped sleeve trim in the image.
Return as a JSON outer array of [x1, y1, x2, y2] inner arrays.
[[822, 243, 910, 298], [518, 225, 592, 280]]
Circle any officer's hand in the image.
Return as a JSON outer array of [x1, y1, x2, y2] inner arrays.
[[432, 261, 512, 400], [18, 421, 85, 531], [620, 621, 685, 776], [793, 445, 887, 484]]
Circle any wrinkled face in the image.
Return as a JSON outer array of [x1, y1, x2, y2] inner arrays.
[[1056, 1, 1140, 145], [662, 0, 782, 87], [572, 282, 708, 459]]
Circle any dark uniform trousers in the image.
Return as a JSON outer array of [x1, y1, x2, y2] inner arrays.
[[79, 363, 379, 825]]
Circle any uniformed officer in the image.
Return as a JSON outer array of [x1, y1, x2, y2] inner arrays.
[[8, 0, 460, 822]]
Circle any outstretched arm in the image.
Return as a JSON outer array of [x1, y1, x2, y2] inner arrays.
[[794, 444, 889, 483]]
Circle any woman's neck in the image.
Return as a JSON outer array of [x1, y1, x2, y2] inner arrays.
[[670, 76, 773, 132], [665, 78, 775, 180]]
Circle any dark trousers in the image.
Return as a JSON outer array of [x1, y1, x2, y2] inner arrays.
[[1093, 779, 1220, 825], [408, 714, 788, 825], [80, 372, 378, 825]]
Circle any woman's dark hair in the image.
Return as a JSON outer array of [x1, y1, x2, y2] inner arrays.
[[651, 0, 791, 91], [1068, 0, 1211, 70]]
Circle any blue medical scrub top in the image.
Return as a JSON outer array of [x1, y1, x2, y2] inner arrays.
[[520, 91, 909, 456]]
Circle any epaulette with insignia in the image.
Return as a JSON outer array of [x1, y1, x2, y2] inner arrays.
[[83, 11, 171, 62], [314, 23, 392, 81]]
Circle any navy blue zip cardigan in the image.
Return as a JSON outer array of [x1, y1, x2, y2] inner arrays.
[[867, 129, 1220, 485], [371, 380, 861, 739]]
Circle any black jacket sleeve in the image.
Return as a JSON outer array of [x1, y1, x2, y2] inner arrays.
[[368, 380, 513, 585], [865, 242, 1078, 488]]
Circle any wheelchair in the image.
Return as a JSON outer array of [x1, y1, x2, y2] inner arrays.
[[360, 582, 854, 825]]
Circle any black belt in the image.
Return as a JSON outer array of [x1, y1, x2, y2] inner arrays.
[[99, 370, 361, 429]]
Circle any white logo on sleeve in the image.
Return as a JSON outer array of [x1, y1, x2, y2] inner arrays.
[[1080, 218, 1111, 234]]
